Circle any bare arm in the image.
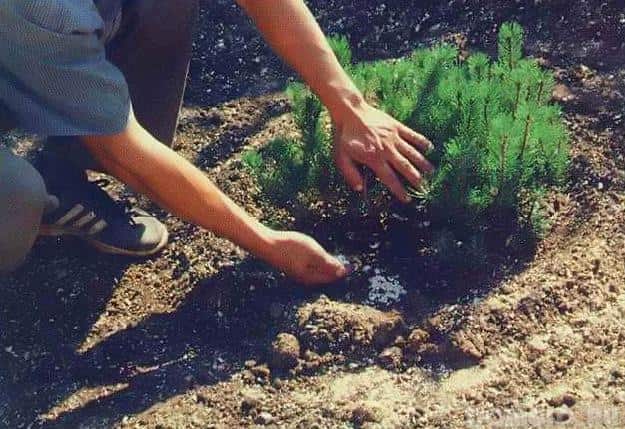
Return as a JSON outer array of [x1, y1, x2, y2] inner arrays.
[[237, 0, 435, 201], [236, 0, 362, 122], [81, 113, 346, 285]]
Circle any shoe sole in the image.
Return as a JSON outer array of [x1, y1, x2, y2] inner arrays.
[[39, 224, 169, 258]]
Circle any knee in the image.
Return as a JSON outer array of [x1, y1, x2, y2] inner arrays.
[[0, 152, 47, 211], [0, 151, 47, 273]]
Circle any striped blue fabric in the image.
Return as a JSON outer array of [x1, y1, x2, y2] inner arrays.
[[0, 0, 130, 136]]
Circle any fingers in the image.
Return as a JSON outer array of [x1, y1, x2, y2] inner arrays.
[[388, 146, 422, 189], [373, 162, 410, 203], [398, 123, 433, 153], [397, 140, 435, 175], [313, 253, 348, 283], [295, 235, 349, 286], [297, 256, 348, 286], [335, 152, 365, 192], [325, 254, 348, 278]]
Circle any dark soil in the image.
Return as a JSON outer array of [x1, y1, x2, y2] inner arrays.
[[2, 1, 625, 428]]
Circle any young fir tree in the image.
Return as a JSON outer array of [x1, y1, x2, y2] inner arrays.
[[244, 23, 569, 245]]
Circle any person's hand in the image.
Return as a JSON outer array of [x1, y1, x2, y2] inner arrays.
[[265, 231, 348, 286], [333, 103, 435, 202]]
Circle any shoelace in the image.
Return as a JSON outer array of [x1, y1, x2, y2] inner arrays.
[[86, 178, 138, 226]]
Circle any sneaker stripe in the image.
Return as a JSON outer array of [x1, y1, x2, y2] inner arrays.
[[87, 219, 108, 236], [55, 204, 85, 226], [73, 212, 97, 229]]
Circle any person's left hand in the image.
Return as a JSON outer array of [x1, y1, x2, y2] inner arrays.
[[332, 103, 435, 202]]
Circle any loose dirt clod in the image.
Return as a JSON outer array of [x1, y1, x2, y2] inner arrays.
[[250, 364, 271, 380], [378, 346, 403, 370], [405, 329, 430, 354], [270, 333, 301, 371], [350, 404, 379, 425], [452, 331, 485, 360], [297, 295, 406, 355], [403, 328, 442, 363], [240, 393, 262, 416]]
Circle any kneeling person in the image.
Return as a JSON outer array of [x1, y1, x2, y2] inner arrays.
[[0, 0, 433, 285]]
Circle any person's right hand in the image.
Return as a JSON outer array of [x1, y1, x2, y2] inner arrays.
[[264, 231, 348, 286]]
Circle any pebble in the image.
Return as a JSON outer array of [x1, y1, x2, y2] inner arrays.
[[527, 338, 549, 354], [552, 406, 571, 422], [240, 394, 262, 415], [614, 391, 625, 405], [405, 329, 430, 354], [195, 392, 210, 405], [255, 411, 275, 425], [378, 346, 403, 369], [250, 364, 271, 379], [548, 392, 576, 407]]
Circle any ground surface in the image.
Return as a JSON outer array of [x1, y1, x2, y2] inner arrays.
[[2, 0, 625, 428]]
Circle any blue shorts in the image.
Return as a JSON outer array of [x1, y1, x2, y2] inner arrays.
[[0, 0, 130, 136]]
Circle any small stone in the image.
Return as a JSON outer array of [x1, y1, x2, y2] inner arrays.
[[552, 406, 570, 422], [551, 83, 575, 103], [240, 394, 262, 415], [574, 64, 594, 80], [304, 350, 320, 362], [241, 370, 255, 383], [527, 338, 549, 355], [244, 359, 257, 369], [378, 346, 403, 369], [405, 329, 430, 354], [270, 333, 301, 370], [195, 392, 210, 405], [351, 404, 378, 425], [255, 411, 274, 425], [272, 377, 285, 389], [548, 392, 577, 408], [392, 335, 406, 348], [614, 391, 625, 405], [250, 364, 271, 379]]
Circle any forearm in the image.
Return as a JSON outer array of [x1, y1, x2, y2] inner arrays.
[[81, 116, 276, 260], [236, 0, 365, 122]]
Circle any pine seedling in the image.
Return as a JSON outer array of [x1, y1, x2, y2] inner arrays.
[[328, 35, 353, 69], [246, 24, 569, 257], [243, 36, 350, 203], [498, 22, 524, 70]]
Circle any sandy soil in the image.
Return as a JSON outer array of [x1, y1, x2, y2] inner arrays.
[[1, 1, 625, 428]]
